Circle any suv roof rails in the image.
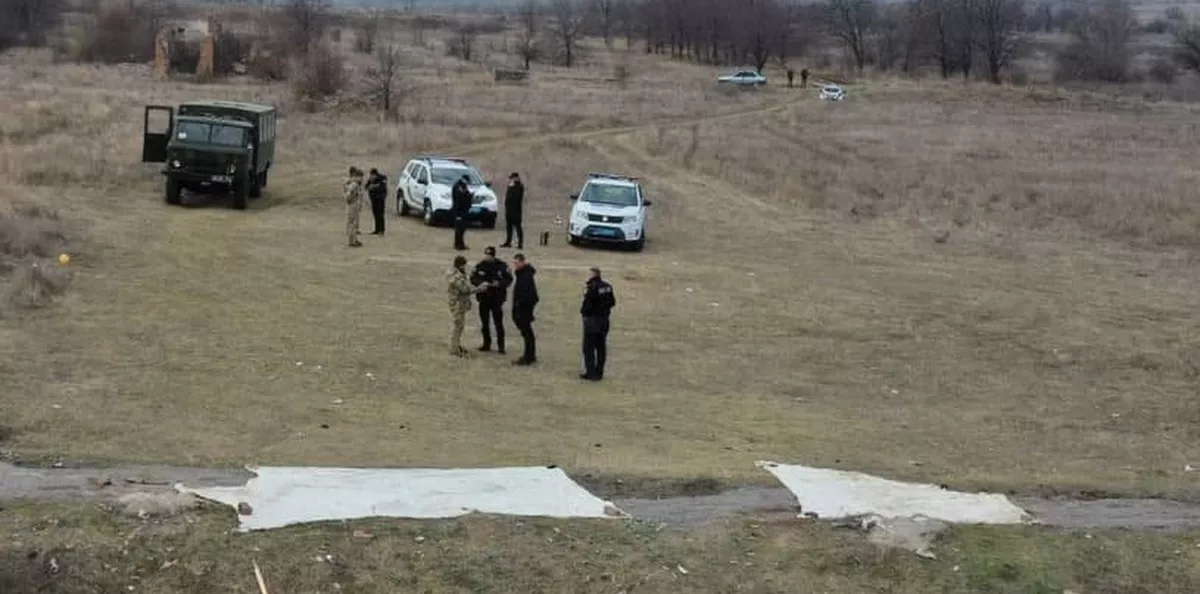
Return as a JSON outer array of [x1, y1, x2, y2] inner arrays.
[[415, 154, 468, 164], [587, 172, 638, 182]]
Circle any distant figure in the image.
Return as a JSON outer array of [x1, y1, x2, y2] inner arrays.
[[470, 246, 513, 353], [451, 175, 472, 251], [579, 266, 616, 381], [511, 253, 539, 366], [800, 68, 810, 89], [447, 255, 485, 357], [344, 167, 365, 248], [500, 172, 525, 249], [366, 168, 388, 236], [787, 68, 795, 88]]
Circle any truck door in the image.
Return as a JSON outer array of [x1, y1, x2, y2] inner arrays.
[[141, 105, 174, 163]]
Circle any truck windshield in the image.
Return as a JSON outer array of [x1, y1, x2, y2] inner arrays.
[[174, 121, 247, 147]]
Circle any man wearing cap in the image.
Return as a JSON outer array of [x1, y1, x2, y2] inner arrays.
[[579, 266, 616, 381], [365, 168, 388, 236], [344, 166, 365, 248], [470, 246, 513, 353], [511, 253, 539, 365], [448, 255, 487, 357], [451, 175, 472, 251], [500, 172, 525, 250]]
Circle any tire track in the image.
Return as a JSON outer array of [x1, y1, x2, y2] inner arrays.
[[276, 94, 805, 191]]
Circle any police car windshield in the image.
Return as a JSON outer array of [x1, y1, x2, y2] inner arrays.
[[174, 121, 247, 147], [581, 183, 639, 207], [432, 167, 484, 186]]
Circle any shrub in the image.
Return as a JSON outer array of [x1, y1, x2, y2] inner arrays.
[[0, 0, 65, 51], [1148, 57, 1178, 83], [293, 42, 346, 109], [71, 2, 166, 64]]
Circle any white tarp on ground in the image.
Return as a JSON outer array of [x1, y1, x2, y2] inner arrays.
[[756, 461, 1029, 524], [176, 466, 623, 532]]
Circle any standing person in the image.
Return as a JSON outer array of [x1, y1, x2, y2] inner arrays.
[[366, 168, 388, 236], [344, 166, 365, 248], [447, 255, 486, 357], [786, 68, 795, 88], [510, 253, 539, 366], [470, 246, 512, 353], [579, 266, 616, 381], [451, 175, 472, 251], [500, 172, 524, 249], [800, 68, 810, 89]]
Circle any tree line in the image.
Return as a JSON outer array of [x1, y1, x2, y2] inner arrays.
[[511, 0, 1200, 84]]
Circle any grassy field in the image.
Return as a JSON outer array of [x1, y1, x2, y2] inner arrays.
[[2, 13, 1200, 591], [3, 501, 1200, 594]]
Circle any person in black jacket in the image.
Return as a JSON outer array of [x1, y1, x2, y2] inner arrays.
[[500, 172, 524, 249], [579, 266, 616, 381], [366, 168, 388, 235], [470, 246, 513, 353], [510, 253, 539, 365], [451, 175, 472, 250]]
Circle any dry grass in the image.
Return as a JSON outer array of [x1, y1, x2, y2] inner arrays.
[[2, 501, 1199, 594], [0, 18, 1199, 512]]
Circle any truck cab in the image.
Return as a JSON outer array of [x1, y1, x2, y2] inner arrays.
[[142, 100, 277, 209]]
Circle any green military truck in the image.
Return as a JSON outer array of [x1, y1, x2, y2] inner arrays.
[[141, 100, 277, 210]]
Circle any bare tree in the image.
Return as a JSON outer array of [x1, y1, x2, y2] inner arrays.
[[591, 0, 616, 47], [955, 0, 976, 79], [284, 0, 330, 58], [355, 9, 381, 54], [1055, 0, 1136, 82], [548, 0, 585, 67], [1174, 23, 1200, 73], [825, 0, 875, 71], [366, 43, 404, 119], [517, 0, 541, 69], [975, 0, 1024, 83]]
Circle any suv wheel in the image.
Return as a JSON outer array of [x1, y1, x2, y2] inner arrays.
[[482, 214, 497, 229], [165, 177, 182, 205], [423, 200, 435, 226], [398, 191, 411, 217]]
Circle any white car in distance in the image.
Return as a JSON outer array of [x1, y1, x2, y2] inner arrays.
[[567, 173, 652, 251], [718, 70, 768, 86], [395, 155, 499, 228], [819, 84, 847, 101]]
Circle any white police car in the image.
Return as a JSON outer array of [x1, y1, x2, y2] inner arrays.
[[566, 172, 652, 251], [395, 155, 499, 228]]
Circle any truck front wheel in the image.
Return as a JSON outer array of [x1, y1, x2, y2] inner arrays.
[[165, 177, 182, 205], [248, 173, 262, 198], [232, 178, 248, 210]]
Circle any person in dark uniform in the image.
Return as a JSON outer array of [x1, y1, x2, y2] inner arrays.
[[786, 68, 795, 88], [579, 266, 616, 381], [500, 172, 525, 249], [470, 246, 513, 353], [451, 175, 472, 250], [510, 253, 538, 365], [366, 168, 388, 235], [800, 68, 810, 89]]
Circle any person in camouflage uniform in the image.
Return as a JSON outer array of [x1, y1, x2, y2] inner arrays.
[[344, 166, 365, 247], [448, 255, 487, 357]]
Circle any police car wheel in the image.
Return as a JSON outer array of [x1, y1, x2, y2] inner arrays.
[[423, 201, 436, 226], [567, 233, 579, 246], [398, 192, 410, 217], [630, 239, 644, 252]]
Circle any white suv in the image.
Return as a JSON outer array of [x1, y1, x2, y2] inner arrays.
[[567, 173, 652, 251], [395, 155, 499, 228]]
